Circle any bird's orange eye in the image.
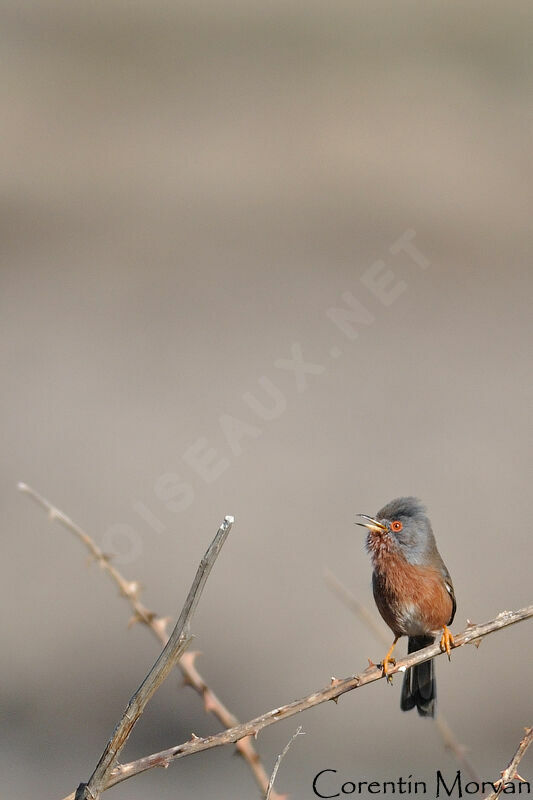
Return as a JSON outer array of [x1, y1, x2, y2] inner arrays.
[[391, 520, 403, 532]]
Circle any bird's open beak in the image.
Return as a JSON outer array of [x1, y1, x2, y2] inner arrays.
[[356, 514, 387, 533]]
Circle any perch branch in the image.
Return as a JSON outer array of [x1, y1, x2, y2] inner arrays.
[[266, 726, 305, 800], [324, 568, 479, 781], [484, 728, 533, 800], [74, 512, 232, 800], [18, 483, 279, 800], [66, 603, 533, 795]]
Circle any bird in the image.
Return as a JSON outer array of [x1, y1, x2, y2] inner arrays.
[[357, 497, 456, 717]]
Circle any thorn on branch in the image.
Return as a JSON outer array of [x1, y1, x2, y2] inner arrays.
[[180, 650, 202, 668], [329, 676, 342, 703], [152, 616, 171, 638], [120, 581, 141, 599], [127, 611, 155, 629], [204, 691, 218, 713]]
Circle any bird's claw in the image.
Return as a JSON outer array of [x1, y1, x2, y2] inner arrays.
[[381, 655, 396, 684], [440, 625, 454, 661]]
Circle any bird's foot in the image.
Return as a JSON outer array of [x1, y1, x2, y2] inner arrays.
[[380, 637, 399, 684], [381, 655, 396, 684], [440, 625, 454, 660]]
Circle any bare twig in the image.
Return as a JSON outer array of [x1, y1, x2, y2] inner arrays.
[[484, 728, 533, 800], [324, 568, 480, 781], [18, 483, 280, 800], [60, 603, 532, 796], [72, 513, 233, 800], [266, 727, 304, 800]]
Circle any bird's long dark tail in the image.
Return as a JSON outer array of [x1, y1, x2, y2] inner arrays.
[[400, 635, 436, 718]]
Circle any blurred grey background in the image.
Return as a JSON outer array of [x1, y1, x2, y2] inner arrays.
[[2, 1, 532, 798]]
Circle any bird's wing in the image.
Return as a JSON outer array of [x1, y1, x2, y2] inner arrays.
[[439, 562, 456, 625], [432, 548, 456, 626]]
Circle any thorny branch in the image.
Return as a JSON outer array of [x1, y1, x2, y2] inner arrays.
[[18, 483, 281, 800], [484, 728, 533, 800], [66, 604, 533, 796], [324, 568, 480, 781], [19, 485, 533, 800], [74, 514, 233, 800]]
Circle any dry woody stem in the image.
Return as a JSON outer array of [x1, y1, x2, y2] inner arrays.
[[19, 482, 280, 800], [266, 726, 305, 800], [484, 728, 533, 800], [74, 513, 233, 800], [19, 484, 533, 800], [74, 604, 533, 795]]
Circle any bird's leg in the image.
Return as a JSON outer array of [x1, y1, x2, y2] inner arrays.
[[440, 625, 454, 660], [381, 636, 398, 684]]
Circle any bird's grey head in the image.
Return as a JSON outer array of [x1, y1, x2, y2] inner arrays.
[[358, 496, 436, 565]]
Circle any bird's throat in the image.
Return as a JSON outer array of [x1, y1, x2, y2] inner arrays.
[[366, 529, 399, 569]]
